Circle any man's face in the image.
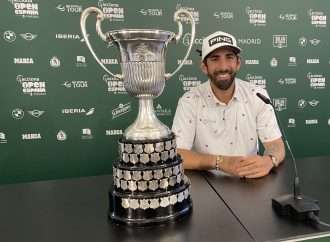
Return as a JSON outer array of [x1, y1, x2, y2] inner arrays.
[[201, 47, 241, 90]]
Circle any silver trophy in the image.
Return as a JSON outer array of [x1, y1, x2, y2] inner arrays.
[[81, 7, 195, 141], [81, 7, 195, 225]]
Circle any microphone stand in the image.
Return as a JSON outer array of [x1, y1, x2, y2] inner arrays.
[[256, 93, 320, 221]]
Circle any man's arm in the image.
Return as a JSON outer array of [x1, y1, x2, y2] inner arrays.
[[178, 148, 244, 176], [236, 137, 285, 178]]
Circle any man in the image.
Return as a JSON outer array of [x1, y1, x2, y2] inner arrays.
[[172, 31, 285, 178]]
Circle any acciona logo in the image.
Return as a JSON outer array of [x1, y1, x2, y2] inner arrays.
[[245, 6, 266, 26], [306, 58, 320, 64], [177, 59, 193, 65], [17, 75, 47, 96], [98, 1, 124, 22], [308, 9, 327, 28], [105, 129, 123, 136], [307, 72, 326, 89], [179, 74, 201, 92], [176, 4, 199, 24], [14, 57, 34, 64], [182, 33, 203, 47], [10, 0, 39, 18], [103, 74, 126, 94], [101, 58, 118, 65]]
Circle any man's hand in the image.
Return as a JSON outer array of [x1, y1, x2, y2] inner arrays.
[[235, 155, 273, 178], [219, 156, 245, 177]]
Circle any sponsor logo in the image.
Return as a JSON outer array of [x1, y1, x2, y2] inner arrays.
[[182, 33, 203, 46], [177, 59, 193, 65], [237, 38, 261, 45], [62, 81, 88, 89], [299, 37, 321, 47], [76, 56, 87, 67], [20, 32, 37, 40], [10, 0, 39, 18], [17, 75, 47, 96], [278, 13, 298, 21], [0, 132, 8, 144], [28, 109, 45, 118], [298, 99, 307, 109], [278, 78, 296, 85], [22, 133, 41, 140], [57, 130, 67, 141], [245, 59, 259, 65], [273, 35, 288, 48], [14, 57, 34, 64], [139, 8, 162, 16], [307, 72, 326, 89], [3, 30, 16, 42], [112, 103, 132, 119], [305, 119, 318, 125], [12, 108, 24, 119], [288, 118, 296, 128], [50, 56, 60, 68], [98, 1, 125, 22], [308, 9, 327, 27], [100, 58, 118, 65], [246, 74, 266, 88], [213, 11, 234, 20], [55, 33, 83, 41], [155, 104, 172, 117], [61, 108, 95, 116], [103, 74, 126, 94], [209, 35, 233, 46], [272, 98, 287, 111], [270, 58, 278, 67], [176, 4, 199, 24], [306, 58, 320, 64], [245, 6, 266, 26], [288, 57, 297, 67], [56, 4, 82, 13], [82, 128, 93, 140], [298, 99, 320, 109], [179, 74, 201, 92], [105, 129, 123, 136]]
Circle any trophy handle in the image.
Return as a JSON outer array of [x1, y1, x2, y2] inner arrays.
[[80, 7, 123, 79], [165, 9, 196, 80]]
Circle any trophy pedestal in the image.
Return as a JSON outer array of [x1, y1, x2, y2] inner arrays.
[[108, 133, 192, 226]]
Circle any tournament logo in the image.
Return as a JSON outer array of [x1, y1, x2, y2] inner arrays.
[[273, 35, 287, 48], [245, 6, 266, 26], [98, 1, 125, 22], [10, 0, 39, 18], [308, 9, 327, 27]]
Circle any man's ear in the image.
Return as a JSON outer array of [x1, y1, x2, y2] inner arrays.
[[200, 61, 208, 75]]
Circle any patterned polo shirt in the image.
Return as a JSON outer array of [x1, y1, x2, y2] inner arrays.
[[172, 78, 282, 156]]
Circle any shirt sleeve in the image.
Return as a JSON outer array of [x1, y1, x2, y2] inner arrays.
[[171, 95, 197, 150], [256, 89, 282, 143]]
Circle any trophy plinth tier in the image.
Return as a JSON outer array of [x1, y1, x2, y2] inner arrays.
[[80, 7, 195, 225], [108, 133, 192, 225]]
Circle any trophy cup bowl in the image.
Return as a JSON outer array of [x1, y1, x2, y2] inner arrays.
[[81, 6, 195, 226]]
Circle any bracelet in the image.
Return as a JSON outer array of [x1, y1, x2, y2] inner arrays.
[[215, 155, 224, 170]]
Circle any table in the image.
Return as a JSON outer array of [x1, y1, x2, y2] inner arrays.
[[203, 156, 330, 242], [0, 171, 253, 242]]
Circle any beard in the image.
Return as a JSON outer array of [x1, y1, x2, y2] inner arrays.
[[208, 70, 236, 90]]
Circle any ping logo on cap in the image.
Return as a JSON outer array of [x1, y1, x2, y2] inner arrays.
[[208, 35, 233, 47]]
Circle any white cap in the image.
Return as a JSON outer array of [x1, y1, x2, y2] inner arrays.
[[201, 31, 241, 61]]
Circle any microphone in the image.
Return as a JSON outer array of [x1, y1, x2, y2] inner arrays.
[[256, 92, 320, 221]]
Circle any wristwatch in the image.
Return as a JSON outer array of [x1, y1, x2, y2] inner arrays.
[[269, 155, 278, 168], [215, 155, 224, 170]]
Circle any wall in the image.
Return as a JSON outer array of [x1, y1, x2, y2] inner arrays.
[[1, 0, 329, 184]]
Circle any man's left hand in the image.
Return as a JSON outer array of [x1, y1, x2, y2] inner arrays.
[[236, 155, 273, 178]]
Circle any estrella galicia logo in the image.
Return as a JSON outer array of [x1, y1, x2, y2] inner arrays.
[[209, 35, 233, 47]]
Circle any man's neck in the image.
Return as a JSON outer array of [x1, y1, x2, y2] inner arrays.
[[210, 81, 235, 105]]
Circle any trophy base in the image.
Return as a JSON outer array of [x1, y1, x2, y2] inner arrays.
[[109, 198, 192, 226]]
